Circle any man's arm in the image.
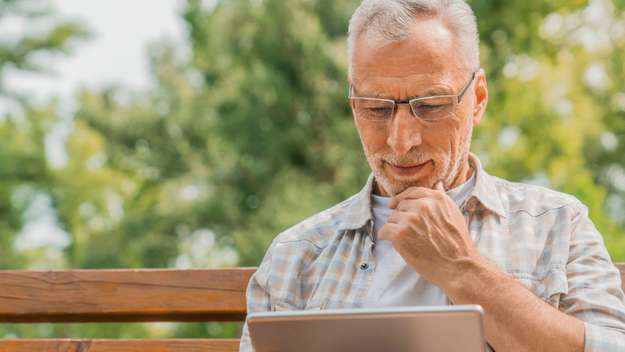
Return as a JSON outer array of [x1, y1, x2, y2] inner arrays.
[[239, 243, 274, 352], [380, 186, 625, 351], [559, 203, 625, 351], [446, 200, 625, 351], [446, 257, 585, 351]]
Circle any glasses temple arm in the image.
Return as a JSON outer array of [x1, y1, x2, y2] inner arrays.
[[457, 71, 477, 103]]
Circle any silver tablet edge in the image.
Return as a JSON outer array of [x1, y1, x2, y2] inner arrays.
[[247, 304, 484, 321]]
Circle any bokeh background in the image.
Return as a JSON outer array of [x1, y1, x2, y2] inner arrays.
[[2, 0, 625, 340]]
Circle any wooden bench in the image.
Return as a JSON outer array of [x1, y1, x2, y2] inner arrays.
[[1, 264, 624, 351], [0, 268, 255, 351]]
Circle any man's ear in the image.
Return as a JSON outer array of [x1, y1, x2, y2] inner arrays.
[[472, 68, 488, 125]]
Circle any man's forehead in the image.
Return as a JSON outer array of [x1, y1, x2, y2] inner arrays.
[[350, 16, 464, 85]]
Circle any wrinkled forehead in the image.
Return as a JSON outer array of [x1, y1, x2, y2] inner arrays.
[[350, 16, 467, 89], [349, 18, 466, 98]]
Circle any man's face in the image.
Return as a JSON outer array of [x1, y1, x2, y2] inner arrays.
[[350, 17, 488, 196]]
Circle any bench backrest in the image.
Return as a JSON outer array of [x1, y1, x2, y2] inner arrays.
[[0, 268, 255, 351], [1, 264, 624, 351]]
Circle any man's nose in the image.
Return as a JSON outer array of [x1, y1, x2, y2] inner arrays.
[[386, 104, 424, 155]]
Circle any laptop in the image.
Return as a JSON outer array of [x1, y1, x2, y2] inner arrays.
[[248, 305, 486, 352]]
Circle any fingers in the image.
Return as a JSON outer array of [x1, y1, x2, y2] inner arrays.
[[389, 181, 446, 209], [394, 198, 430, 212], [386, 210, 408, 224], [389, 187, 435, 208], [377, 222, 403, 241]]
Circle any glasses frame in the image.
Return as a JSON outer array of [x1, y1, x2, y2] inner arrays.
[[348, 71, 477, 122]]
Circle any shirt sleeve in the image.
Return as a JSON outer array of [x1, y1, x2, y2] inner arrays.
[[560, 202, 625, 351], [239, 243, 274, 352]]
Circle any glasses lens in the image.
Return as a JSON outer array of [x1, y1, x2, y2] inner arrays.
[[352, 99, 394, 121], [411, 96, 456, 121]]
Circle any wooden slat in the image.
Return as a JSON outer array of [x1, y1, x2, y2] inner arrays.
[[617, 263, 625, 292], [0, 269, 255, 323], [0, 264, 622, 325], [0, 339, 240, 352]]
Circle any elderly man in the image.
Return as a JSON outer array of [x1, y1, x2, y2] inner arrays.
[[239, 0, 625, 351]]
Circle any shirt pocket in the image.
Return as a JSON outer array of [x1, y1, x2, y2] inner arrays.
[[509, 266, 568, 308]]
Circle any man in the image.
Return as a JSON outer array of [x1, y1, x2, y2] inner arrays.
[[240, 0, 625, 351]]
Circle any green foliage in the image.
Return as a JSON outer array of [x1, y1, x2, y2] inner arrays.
[[469, 0, 625, 259], [0, 0, 86, 269], [0, 0, 88, 102]]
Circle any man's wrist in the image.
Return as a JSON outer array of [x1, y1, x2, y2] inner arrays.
[[443, 255, 511, 303]]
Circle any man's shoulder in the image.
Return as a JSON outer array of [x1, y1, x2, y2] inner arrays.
[[490, 175, 584, 217], [272, 193, 361, 249]]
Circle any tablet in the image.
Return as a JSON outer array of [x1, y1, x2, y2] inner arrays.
[[248, 305, 486, 352]]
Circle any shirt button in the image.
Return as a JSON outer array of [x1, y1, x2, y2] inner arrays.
[[359, 263, 369, 270]]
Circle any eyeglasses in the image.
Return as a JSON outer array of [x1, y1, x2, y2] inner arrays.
[[348, 71, 476, 122]]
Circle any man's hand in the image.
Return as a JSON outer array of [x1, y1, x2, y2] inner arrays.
[[378, 181, 482, 290], [379, 181, 586, 351]]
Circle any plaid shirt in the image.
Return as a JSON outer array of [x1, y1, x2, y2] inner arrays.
[[240, 153, 625, 351]]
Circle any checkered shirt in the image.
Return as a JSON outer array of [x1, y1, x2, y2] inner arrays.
[[240, 153, 625, 351]]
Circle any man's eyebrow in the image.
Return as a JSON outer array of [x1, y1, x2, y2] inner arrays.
[[355, 86, 454, 100]]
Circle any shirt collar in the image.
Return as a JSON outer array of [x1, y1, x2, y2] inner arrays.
[[467, 153, 507, 218], [338, 153, 506, 232], [337, 173, 375, 232]]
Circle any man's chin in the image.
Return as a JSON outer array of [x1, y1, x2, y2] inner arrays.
[[375, 175, 433, 196]]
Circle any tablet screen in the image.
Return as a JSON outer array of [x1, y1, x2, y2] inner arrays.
[[248, 305, 486, 352]]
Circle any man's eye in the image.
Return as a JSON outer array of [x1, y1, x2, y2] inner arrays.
[[367, 107, 390, 112], [419, 104, 446, 110]]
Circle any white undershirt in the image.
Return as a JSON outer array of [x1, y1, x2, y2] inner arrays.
[[365, 172, 477, 307]]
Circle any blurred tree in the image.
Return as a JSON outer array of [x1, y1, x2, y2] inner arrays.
[[471, 0, 625, 259], [0, 0, 86, 103], [59, 0, 625, 272], [0, 0, 86, 269], [0, 104, 49, 269], [62, 0, 368, 271]]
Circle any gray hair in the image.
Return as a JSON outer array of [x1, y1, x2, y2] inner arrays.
[[347, 0, 480, 76]]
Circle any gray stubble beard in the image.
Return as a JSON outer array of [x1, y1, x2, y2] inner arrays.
[[367, 117, 474, 196]]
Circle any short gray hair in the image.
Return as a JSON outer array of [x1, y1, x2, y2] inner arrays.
[[347, 0, 480, 76]]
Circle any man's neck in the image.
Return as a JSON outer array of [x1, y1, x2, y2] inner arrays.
[[447, 156, 474, 190]]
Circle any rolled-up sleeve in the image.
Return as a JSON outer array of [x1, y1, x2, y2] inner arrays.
[[239, 243, 274, 352], [561, 202, 625, 351]]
